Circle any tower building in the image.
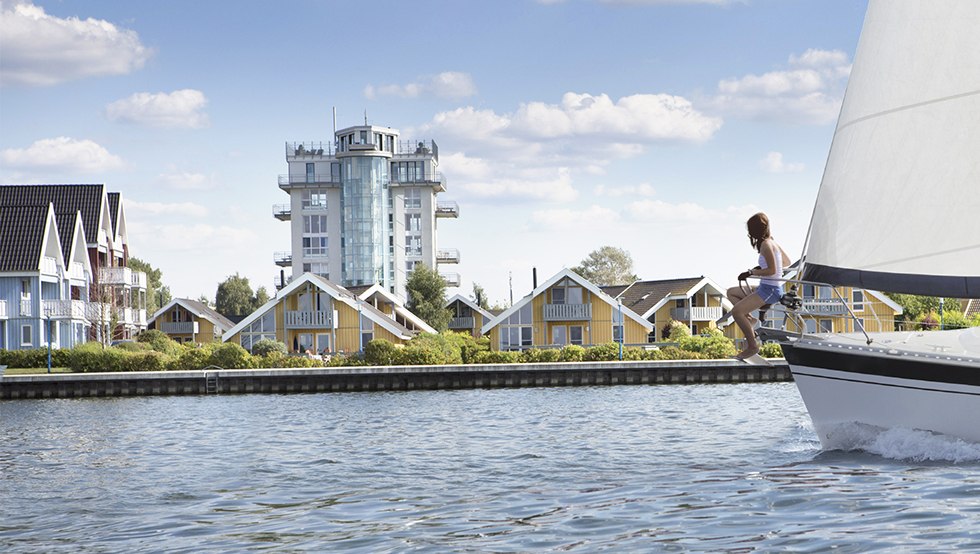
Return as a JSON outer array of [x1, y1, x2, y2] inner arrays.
[[275, 124, 459, 300]]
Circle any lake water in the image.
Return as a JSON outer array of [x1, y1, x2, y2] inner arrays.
[[3, 383, 980, 552]]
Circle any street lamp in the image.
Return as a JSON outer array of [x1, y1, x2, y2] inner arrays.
[[617, 298, 624, 361], [939, 297, 945, 330]]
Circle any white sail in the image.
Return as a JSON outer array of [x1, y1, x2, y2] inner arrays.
[[803, 0, 980, 297]]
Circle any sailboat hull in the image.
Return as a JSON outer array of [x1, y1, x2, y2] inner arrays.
[[779, 331, 980, 447]]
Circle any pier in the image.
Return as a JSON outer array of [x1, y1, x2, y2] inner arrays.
[[0, 359, 790, 399]]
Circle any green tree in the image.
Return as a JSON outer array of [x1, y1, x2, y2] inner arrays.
[[215, 273, 264, 317], [129, 257, 171, 315], [471, 282, 490, 310], [572, 246, 639, 286], [886, 294, 962, 325], [406, 264, 451, 331]]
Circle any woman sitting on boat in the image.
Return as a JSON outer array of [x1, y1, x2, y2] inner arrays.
[[726, 212, 791, 360]]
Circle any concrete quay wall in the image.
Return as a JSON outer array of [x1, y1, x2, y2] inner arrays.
[[0, 359, 791, 399]]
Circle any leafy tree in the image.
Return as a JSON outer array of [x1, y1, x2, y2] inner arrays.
[[215, 273, 265, 317], [471, 282, 490, 310], [406, 264, 451, 331], [129, 257, 171, 315], [572, 246, 639, 286], [197, 295, 212, 307], [887, 294, 962, 323]]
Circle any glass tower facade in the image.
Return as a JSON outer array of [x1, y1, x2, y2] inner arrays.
[[341, 156, 389, 287]]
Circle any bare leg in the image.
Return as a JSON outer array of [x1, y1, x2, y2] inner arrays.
[[731, 292, 766, 358]]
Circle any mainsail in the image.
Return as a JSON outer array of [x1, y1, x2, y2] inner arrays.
[[802, 0, 980, 298]]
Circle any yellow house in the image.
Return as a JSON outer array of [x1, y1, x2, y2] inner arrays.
[[350, 283, 436, 335], [223, 273, 422, 354], [602, 276, 733, 341], [445, 294, 494, 338], [149, 298, 234, 344], [481, 268, 653, 351]]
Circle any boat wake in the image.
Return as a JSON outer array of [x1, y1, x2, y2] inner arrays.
[[822, 422, 980, 463]]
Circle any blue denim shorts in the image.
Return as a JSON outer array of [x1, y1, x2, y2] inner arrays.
[[757, 283, 783, 304]]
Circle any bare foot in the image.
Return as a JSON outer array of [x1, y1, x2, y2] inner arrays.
[[736, 345, 760, 360]]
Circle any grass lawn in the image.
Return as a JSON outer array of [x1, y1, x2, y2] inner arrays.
[[2, 367, 74, 375]]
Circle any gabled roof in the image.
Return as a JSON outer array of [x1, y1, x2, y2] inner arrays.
[[481, 268, 653, 334], [107, 192, 120, 235], [0, 184, 109, 247], [601, 276, 732, 319], [224, 273, 418, 341], [0, 204, 61, 272], [150, 298, 236, 332], [356, 283, 437, 334], [445, 294, 494, 322], [60, 211, 93, 277], [783, 267, 903, 315]]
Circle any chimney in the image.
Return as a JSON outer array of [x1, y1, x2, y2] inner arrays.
[[533, 267, 538, 289]]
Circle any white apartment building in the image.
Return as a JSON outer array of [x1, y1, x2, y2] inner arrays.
[[274, 124, 459, 301]]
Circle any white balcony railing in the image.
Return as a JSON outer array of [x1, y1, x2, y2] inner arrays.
[[436, 249, 460, 264], [69, 262, 87, 281], [0, 299, 8, 319], [272, 204, 291, 221], [43, 299, 88, 320], [19, 297, 32, 317], [543, 303, 592, 321], [803, 299, 848, 315], [440, 272, 461, 287], [284, 310, 333, 329], [41, 256, 58, 276], [98, 267, 148, 289], [670, 306, 723, 321], [274, 252, 293, 267], [161, 321, 198, 335], [449, 316, 475, 329]]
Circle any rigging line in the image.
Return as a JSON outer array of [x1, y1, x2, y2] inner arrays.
[[861, 242, 980, 270], [835, 88, 980, 133]]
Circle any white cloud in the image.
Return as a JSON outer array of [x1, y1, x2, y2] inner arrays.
[[759, 151, 804, 174], [600, 0, 737, 4], [531, 205, 620, 230], [157, 169, 212, 190], [105, 89, 209, 128], [127, 200, 208, 218], [364, 71, 477, 100], [0, 0, 151, 86], [594, 182, 657, 197], [460, 167, 579, 203], [711, 48, 851, 124], [0, 137, 123, 172]]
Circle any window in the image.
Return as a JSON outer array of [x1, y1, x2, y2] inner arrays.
[[303, 215, 327, 234], [552, 326, 567, 346], [360, 313, 373, 351], [855, 318, 866, 333], [613, 308, 624, 343], [404, 188, 421, 209], [306, 163, 315, 183], [552, 288, 566, 304], [675, 299, 685, 308], [570, 326, 583, 345], [819, 319, 833, 333], [805, 319, 817, 334], [302, 263, 328, 278], [302, 236, 328, 257], [802, 284, 816, 299], [405, 236, 422, 257], [171, 308, 184, 322], [302, 190, 328, 209], [406, 260, 418, 274], [550, 279, 583, 305], [241, 310, 276, 352], [405, 213, 421, 233], [613, 324, 624, 343], [852, 290, 865, 311], [500, 303, 534, 350], [21, 324, 32, 346], [331, 163, 341, 182]]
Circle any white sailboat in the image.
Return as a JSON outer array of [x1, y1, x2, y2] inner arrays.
[[773, 0, 980, 447]]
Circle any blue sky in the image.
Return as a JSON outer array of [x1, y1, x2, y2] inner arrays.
[[0, 0, 868, 306]]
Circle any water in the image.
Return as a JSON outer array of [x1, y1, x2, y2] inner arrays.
[[3, 383, 980, 552]]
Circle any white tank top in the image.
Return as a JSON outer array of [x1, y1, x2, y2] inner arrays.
[[758, 241, 783, 287]]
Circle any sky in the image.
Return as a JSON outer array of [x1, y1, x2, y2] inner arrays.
[[0, 0, 869, 307]]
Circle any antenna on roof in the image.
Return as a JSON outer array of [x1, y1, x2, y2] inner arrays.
[[364, 109, 368, 125], [332, 106, 337, 134]]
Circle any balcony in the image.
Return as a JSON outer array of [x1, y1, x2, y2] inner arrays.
[[274, 251, 293, 267], [284, 310, 333, 329], [285, 141, 334, 159], [278, 173, 341, 188], [0, 299, 7, 319], [670, 306, 723, 321], [543, 303, 592, 321], [43, 299, 88, 320], [395, 139, 439, 163], [41, 256, 58, 276], [19, 297, 32, 317], [436, 248, 460, 264], [435, 201, 459, 218], [803, 299, 848, 315], [390, 171, 447, 192], [440, 272, 461, 287], [160, 321, 199, 335], [272, 204, 291, 221], [448, 316, 475, 330], [68, 262, 87, 281], [98, 267, 147, 289]]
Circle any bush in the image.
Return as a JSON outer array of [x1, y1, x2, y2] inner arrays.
[[208, 343, 251, 369], [646, 346, 704, 361], [136, 329, 183, 357], [251, 338, 287, 357], [114, 341, 150, 352], [667, 320, 692, 341], [676, 328, 737, 359], [69, 342, 124, 372], [119, 350, 168, 372], [473, 350, 522, 364], [622, 346, 645, 361], [521, 348, 561, 363], [171, 347, 211, 371], [0, 348, 52, 368], [558, 344, 586, 362], [364, 339, 403, 366], [759, 342, 784, 358], [254, 352, 323, 368], [584, 342, 620, 361], [441, 331, 488, 364]]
